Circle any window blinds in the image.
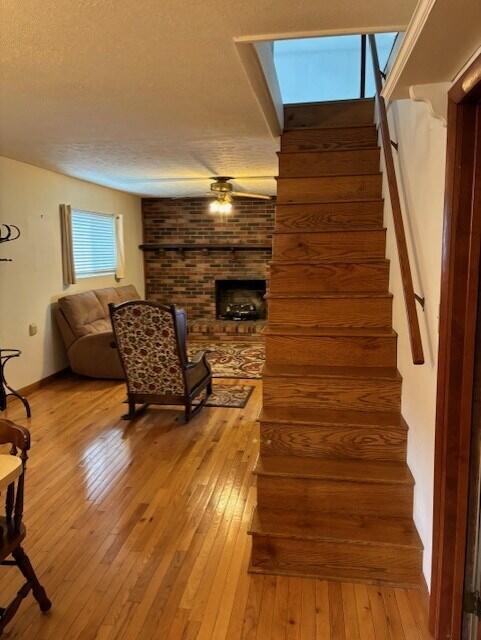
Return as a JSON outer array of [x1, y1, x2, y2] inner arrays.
[[71, 210, 117, 278]]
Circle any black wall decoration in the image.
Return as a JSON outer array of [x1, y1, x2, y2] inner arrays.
[[0, 224, 21, 261]]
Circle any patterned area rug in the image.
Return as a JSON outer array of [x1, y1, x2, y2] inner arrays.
[[188, 342, 265, 379], [198, 383, 255, 409]]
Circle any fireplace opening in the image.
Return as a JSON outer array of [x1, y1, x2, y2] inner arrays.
[[215, 279, 267, 321]]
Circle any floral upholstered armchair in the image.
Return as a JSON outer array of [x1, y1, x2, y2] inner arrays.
[[109, 301, 212, 422]]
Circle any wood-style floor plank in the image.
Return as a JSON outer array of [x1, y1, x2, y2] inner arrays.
[[354, 583, 376, 640], [0, 375, 432, 639]]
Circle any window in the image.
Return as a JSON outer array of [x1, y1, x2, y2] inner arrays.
[[364, 33, 398, 97], [273, 32, 398, 104], [274, 35, 362, 103], [71, 209, 117, 278]]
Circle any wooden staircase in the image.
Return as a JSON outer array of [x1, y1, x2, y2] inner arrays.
[[248, 98, 423, 588]]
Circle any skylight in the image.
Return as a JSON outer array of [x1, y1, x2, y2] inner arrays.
[[273, 33, 398, 104]]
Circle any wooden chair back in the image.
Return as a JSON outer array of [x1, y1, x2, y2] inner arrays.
[[0, 419, 30, 533]]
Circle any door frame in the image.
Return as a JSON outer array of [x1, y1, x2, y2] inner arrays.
[[430, 52, 481, 639]]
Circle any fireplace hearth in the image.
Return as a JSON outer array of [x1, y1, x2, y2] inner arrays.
[[215, 279, 267, 321]]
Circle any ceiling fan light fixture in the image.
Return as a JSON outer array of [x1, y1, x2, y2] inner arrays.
[[219, 200, 232, 214], [209, 193, 233, 215], [209, 199, 220, 213]]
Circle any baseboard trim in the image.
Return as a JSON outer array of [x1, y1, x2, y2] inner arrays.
[[18, 368, 70, 395]]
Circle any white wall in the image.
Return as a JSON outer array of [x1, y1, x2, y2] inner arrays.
[[381, 98, 447, 587], [0, 156, 144, 389]]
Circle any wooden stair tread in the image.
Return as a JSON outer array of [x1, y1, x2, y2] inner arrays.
[[275, 202, 384, 234], [273, 228, 385, 235], [249, 507, 423, 549], [263, 363, 401, 381], [272, 224, 386, 236], [254, 455, 414, 485], [285, 98, 375, 107], [277, 147, 379, 155], [278, 149, 381, 178], [270, 258, 389, 265], [284, 99, 375, 131], [277, 175, 382, 205], [266, 291, 393, 299], [247, 564, 421, 589], [258, 406, 404, 429], [263, 325, 396, 337], [269, 257, 389, 266], [276, 172, 382, 180], [283, 123, 377, 133], [277, 198, 383, 206]]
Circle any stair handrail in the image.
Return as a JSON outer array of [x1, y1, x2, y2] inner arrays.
[[368, 34, 424, 365]]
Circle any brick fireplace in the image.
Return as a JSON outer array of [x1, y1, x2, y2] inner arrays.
[[141, 197, 275, 335]]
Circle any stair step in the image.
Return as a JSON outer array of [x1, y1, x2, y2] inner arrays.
[[269, 259, 389, 293], [259, 406, 406, 461], [273, 229, 386, 262], [281, 125, 378, 152], [265, 332, 397, 367], [249, 508, 422, 587], [285, 99, 375, 130], [254, 455, 412, 484], [268, 292, 393, 328], [278, 149, 380, 178], [277, 174, 382, 204], [263, 325, 396, 337], [249, 507, 421, 548], [263, 365, 401, 412], [263, 363, 401, 381], [255, 456, 413, 517], [266, 291, 393, 299], [275, 200, 384, 232], [270, 253, 387, 262], [258, 405, 404, 428]]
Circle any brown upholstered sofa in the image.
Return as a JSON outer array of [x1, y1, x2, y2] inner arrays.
[[55, 285, 140, 379]]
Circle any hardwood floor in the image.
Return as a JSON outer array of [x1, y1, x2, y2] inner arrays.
[[0, 375, 431, 639]]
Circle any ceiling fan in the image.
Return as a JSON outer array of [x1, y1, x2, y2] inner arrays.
[[208, 177, 272, 214]]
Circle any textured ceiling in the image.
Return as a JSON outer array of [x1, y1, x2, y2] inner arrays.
[[0, 0, 416, 197]]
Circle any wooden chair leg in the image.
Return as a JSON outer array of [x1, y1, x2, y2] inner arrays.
[[122, 398, 149, 420], [12, 546, 51, 612], [0, 580, 32, 634], [185, 401, 192, 423], [122, 397, 136, 420], [185, 388, 210, 423]]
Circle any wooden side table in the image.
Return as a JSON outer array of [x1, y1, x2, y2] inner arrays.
[[0, 350, 31, 418]]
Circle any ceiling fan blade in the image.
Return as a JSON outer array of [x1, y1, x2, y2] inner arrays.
[[171, 192, 212, 199], [231, 191, 273, 200]]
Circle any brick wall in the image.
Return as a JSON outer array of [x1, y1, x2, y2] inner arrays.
[[142, 198, 275, 319]]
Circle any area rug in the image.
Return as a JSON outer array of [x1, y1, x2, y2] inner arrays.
[[195, 383, 255, 409], [188, 342, 265, 379]]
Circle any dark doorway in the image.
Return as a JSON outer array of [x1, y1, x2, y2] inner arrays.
[[430, 52, 481, 640]]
